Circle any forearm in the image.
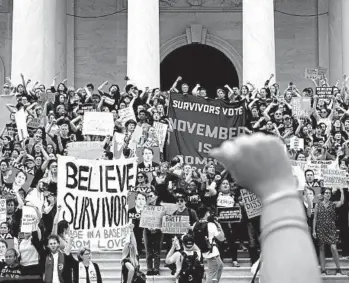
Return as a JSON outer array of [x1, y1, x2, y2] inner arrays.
[[260, 188, 320, 283]]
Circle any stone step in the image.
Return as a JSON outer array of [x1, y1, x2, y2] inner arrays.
[[98, 274, 349, 283]]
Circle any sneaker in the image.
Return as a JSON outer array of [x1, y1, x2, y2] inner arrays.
[[232, 261, 240, 267], [153, 270, 160, 276]]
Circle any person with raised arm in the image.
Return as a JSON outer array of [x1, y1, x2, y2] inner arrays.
[[210, 133, 321, 283]]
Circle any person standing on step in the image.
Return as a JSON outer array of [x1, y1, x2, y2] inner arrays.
[[76, 247, 102, 283], [193, 206, 225, 283]]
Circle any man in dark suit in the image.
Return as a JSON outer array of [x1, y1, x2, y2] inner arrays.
[[138, 147, 160, 172]]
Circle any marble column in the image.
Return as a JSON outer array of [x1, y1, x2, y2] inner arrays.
[[11, 0, 67, 86], [328, 0, 342, 84], [243, 0, 276, 89], [342, 0, 349, 77], [127, 0, 160, 90]]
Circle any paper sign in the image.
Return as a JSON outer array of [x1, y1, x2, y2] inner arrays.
[[119, 107, 136, 126], [291, 97, 311, 117], [21, 206, 37, 233], [0, 200, 6, 223], [83, 112, 114, 136], [161, 203, 178, 215], [290, 136, 304, 150], [323, 169, 347, 188], [240, 189, 262, 219], [217, 195, 235, 207], [153, 122, 168, 152], [139, 205, 165, 229], [67, 141, 104, 159], [316, 87, 333, 99], [305, 68, 319, 80], [217, 207, 242, 223], [5, 162, 35, 192], [161, 215, 190, 234]]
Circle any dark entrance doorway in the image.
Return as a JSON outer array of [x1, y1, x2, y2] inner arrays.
[[160, 44, 239, 98]]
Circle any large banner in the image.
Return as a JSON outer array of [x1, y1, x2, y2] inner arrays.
[[57, 156, 137, 251], [167, 94, 247, 168]]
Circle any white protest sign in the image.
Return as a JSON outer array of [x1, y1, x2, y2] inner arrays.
[[305, 160, 335, 179], [57, 156, 137, 251], [139, 206, 165, 229], [323, 169, 347, 188], [83, 112, 114, 136], [161, 215, 190, 234], [15, 108, 29, 141], [0, 199, 6, 223], [21, 206, 37, 233], [240, 189, 262, 219], [290, 136, 304, 151], [118, 107, 136, 126], [161, 203, 178, 215], [217, 195, 235, 207], [67, 141, 104, 159], [292, 166, 306, 191], [153, 122, 168, 152], [304, 68, 319, 80], [291, 97, 311, 117], [113, 132, 126, 159]]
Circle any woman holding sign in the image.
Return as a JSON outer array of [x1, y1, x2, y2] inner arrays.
[[313, 187, 344, 275]]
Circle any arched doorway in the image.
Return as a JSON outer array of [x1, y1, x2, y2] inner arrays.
[[160, 44, 239, 98]]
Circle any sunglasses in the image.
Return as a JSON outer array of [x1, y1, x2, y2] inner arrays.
[[177, 199, 185, 203], [137, 176, 144, 179]]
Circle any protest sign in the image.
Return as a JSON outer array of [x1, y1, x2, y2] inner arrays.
[[0, 200, 6, 223], [15, 108, 28, 141], [316, 87, 333, 99], [291, 97, 311, 117], [21, 206, 37, 233], [240, 189, 262, 219], [5, 162, 34, 192], [113, 132, 126, 159], [217, 207, 242, 223], [27, 118, 41, 129], [153, 122, 168, 151], [292, 166, 306, 191], [57, 156, 137, 251], [119, 107, 137, 126], [305, 160, 334, 179], [127, 185, 152, 210], [317, 67, 328, 79], [217, 195, 235, 207], [82, 112, 114, 136], [66, 141, 104, 159], [5, 123, 17, 139], [161, 203, 178, 215], [323, 169, 347, 188], [161, 215, 190, 234], [136, 147, 161, 173], [304, 68, 318, 80], [167, 93, 246, 169], [139, 205, 165, 229], [290, 136, 304, 150], [79, 104, 96, 113]]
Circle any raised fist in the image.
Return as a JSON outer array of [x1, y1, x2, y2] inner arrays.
[[210, 133, 294, 201]]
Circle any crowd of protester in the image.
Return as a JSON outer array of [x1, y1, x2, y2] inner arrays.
[[0, 71, 347, 283]]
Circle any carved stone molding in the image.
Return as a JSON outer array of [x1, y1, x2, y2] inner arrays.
[[161, 28, 242, 83]]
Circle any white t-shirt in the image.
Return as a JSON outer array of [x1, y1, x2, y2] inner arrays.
[[202, 223, 220, 259], [52, 253, 60, 283]]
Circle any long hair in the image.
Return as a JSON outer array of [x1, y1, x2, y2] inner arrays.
[[121, 242, 138, 268]]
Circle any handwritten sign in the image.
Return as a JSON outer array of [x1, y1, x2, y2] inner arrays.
[[240, 189, 262, 219], [83, 112, 114, 136], [0, 200, 6, 223], [66, 141, 104, 159], [323, 169, 347, 188], [161, 215, 190, 234], [316, 87, 333, 99], [21, 206, 37, 233], [291, 97, 311, 117], [153, 122, 168, 151], [290, 136, 304, 150], [139, 206, 165, 229], [161, 203, 178, 215], [305, 68, 318, 80], [118, 107, 136, 126]]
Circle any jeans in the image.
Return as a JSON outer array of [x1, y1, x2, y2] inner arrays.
[[246, 216, 260, 264], [206, 256, 224, 283], [134, 227, 144, 255], [221, 223, 239, 261], [143, 229, 163, 272]]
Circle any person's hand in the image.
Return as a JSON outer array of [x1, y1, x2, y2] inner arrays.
[[129, 223, 134, 230], [270, 74, 274, 78], [177, 76, 182, 81], [224, 84, 229, 89], [214, 175, 221, 182], [20, 73, 24, 78], [155, 175, 166, 184], [210, 133, 294, 201], [312, 231, 316, 238]]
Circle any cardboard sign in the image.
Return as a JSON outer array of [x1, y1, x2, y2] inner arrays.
[[136, 147, 161, 173], [323, 169, 347, 188], [83, 112, 114, 136], [139, 205, 165, 229], [119, 107, 137, 126], [240, 189, 262, 219], [217, 207, 242, 223], [6, 162, 35, 192], [316, 87, 333, 99], [161, 203, 178, 215], [153, 122, 168, 152], [161, 215, 190, 234], [21, 206, 37, 233], [304, 68, 319, 80], [291, 97, 311, 117]]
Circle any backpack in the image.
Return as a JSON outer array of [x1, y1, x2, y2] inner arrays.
[[192, 221, 211, 254], [178, 251, 204, 283]]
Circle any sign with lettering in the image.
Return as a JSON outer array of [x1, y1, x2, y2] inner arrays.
[[291, 97, 311, 117], [0, 199, 6, 224], [6, 162, 35, 193], [290, 136, 304, 150], [153, 122, 168, 152], [217, 207, 242, 223], [66, 141, 104, 159], [161, 215, 190, 234], [167, 93, 246, 169], [139, 206, 165, 229], [323, 169, 347, 188], [82, 112, 114, 136], [118, 107, 137, 126], [57, 156, 137, 251], [316, 87, 333, 99], [240, 189, 262, 219], [304, 68, 318, 80], [21, 206, 37, 233]]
